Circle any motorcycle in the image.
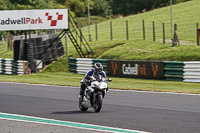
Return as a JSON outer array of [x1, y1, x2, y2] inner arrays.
[[79, 76, 112, 113]]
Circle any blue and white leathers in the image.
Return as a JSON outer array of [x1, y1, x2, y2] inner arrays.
[[82, 69, 106, 83]]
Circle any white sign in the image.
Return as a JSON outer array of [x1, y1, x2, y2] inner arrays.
[[0, 9, 68, 31]]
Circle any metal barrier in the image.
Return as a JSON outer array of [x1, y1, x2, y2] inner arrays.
[[68, 57, 107, 75], [164, 61, 184, 81], [184, 61, 200, 82], [69, 58, 200, 83], [0, 58, 28, 75], [68, 57, 77, 73], [76, 58, 93, 74]]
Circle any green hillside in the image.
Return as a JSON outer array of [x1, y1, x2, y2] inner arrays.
[[68, 0, 200, 61]]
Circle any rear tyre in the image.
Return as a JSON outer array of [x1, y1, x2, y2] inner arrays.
[[93, 94, 103, 113], [79, 98, 88, 111]]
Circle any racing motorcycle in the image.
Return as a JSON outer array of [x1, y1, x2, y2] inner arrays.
[[79, 76, 112, 113]]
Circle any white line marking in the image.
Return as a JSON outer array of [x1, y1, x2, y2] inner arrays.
[[0, 112, 150, 133]]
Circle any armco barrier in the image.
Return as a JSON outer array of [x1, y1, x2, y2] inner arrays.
[[183, 61, 200, 82], [68, 57, 107, 75], [0, 58, 28, 75], [76, 58, 93, 75], [164, 61, 184, 81], [68, 57, 77, 73], [69, 58, 200, 83]]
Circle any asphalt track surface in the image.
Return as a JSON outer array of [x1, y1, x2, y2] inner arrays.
[[0, 82, 200, 133]]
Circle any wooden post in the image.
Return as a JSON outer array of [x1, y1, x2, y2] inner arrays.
[[23, 60, 26, 75], [163, 23, 165, 44], [174, 23, 177, 31], [143, 19, 145, 40], [95, 22, 98, 41], [110, 21, 113, 41], [126, 20, 129, 40], [173, 24, 180, 46], [197, 23, 199, 45], [153, 21, 155, 41]]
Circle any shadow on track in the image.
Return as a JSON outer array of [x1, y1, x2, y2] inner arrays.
[[51, 110, 93, 114]]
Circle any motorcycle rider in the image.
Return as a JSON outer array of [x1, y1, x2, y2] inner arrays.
[[79, 62, 106, 99]]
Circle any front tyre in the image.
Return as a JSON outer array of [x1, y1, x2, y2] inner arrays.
[[79, 98, 88, 111], [93, 94, 103, 113]]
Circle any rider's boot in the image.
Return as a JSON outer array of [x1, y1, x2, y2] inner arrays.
[[106, 87, 109, 92], [79, 83, 85, 99], [79, 89, 84, 99]]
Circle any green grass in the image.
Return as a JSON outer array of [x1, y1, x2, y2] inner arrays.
[[41, 55, 69, 73], [80, 0, 200, 42], [97, 39, 200, 61], [76, 16, 107, 26], [0, 72, 200, 94], [68, 38, 200, 61], [0, 42, 13, 59]]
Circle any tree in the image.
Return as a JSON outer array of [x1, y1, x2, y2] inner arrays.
[[0, 0, 15, 10], [68, 0, 87, 17], [9, 0, 54, 9], [92, 0, 112, 17], [109, 0, 189, 16]]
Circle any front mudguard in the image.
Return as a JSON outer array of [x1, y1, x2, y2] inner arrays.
[[93, 92, 103, 105]]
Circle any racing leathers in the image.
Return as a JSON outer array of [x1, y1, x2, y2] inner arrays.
[[79, 69, 106, 99]]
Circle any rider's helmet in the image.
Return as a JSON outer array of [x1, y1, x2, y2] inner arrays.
[[94, 63, 103, 74]]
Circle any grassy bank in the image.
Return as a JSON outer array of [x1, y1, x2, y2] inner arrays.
[[68, 39, 200, 61]]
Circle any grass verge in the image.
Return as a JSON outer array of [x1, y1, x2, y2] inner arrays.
[[0, 72, 200, 94]]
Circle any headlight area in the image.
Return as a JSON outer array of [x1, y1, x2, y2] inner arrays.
[[92, 84, 100, 90]]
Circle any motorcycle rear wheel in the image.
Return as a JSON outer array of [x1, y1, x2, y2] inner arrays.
[[93, 94, 103, 113], [79, 98, 88, 111]]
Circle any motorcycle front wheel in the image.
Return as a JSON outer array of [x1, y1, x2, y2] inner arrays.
[[79, 98, 88, 111], [93, 94, 103, 113]]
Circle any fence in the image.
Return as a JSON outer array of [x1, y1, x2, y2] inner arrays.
[[0, 58, 28, 75], [77, 19, 199, 46]]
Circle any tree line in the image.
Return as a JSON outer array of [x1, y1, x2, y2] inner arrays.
[[0, 0, 190, 17], [56, 0, 190, 17]]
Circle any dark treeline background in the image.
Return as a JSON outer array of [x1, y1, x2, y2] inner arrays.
[[0, 0, 190, 17]]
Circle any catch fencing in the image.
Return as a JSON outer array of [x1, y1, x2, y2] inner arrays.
[[69, 57, 200, 83], [0, 58, 28, 75]]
